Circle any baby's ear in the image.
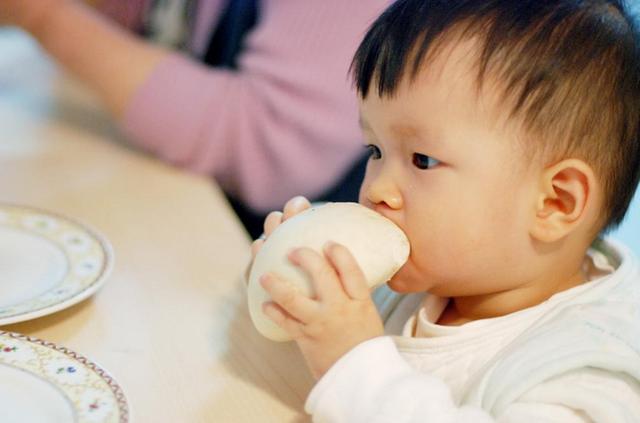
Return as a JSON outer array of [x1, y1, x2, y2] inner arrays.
[[530, 159, 598, 243]]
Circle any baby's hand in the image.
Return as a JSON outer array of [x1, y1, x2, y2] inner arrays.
[[245, 196, 311, 283], [260, 242, 384, 380]]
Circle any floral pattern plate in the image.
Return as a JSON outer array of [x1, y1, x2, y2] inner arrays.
[[0, 204, 113, 325], [0, 331, 128, 422]]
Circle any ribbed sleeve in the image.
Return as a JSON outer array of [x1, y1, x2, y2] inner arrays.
[[305, 337, 494, 423]]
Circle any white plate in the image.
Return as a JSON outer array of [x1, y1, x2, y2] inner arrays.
[[0, 331, 128, 422], [0, 204, 113, 325]]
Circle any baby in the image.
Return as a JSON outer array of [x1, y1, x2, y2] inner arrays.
[[251, 0, 640, 421]]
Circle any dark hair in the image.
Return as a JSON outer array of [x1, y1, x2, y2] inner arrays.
[[351, 0, 640, 231]]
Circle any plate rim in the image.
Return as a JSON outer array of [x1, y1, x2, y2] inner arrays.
[[0, 330, 130, 423], [0, 203, 114, 325]]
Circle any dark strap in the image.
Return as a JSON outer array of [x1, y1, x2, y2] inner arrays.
[[204, 0, 366, 237], [203, 0, 259, 68]]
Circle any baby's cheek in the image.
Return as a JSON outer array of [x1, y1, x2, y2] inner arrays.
[[387, 250, 438, 293]]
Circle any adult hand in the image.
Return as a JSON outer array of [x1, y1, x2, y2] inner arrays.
[[260, 241, 384, 380]]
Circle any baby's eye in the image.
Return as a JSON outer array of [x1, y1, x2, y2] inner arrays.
[[412, 153, 440, 169], [365, 144, 382, 160]]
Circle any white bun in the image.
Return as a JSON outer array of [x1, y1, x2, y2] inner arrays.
[[248, 202, 410, 342]]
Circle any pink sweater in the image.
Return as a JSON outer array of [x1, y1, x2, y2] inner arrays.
[[101, 0, 389, 212]]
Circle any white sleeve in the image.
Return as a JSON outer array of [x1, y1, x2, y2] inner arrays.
[[304, 336, 493, 423], [305, 337, 640, 423], [498, 368, 640, 423]]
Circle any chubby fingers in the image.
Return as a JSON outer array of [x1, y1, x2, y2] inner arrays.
[[262, 196, 311, 239], [260, 273, 319, 324], [252, 197, 312, 284], [283, 196, 311, 220], [250, 238, 264, 257], [323, 242, 370, 300], [262, 302, 306, 339], [263, 211, 283, 237], [288, 247, 345, 303]]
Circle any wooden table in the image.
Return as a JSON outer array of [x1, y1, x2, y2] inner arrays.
[[0, 29, 313, 422]]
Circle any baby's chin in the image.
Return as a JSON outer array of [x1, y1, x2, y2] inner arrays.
[[385, 264, 435, 293], [386, 277, 428, 294]]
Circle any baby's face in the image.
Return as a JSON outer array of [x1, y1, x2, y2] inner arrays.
[[358, 38, 543, 297]]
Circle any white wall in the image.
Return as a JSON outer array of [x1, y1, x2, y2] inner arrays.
[[604, 3, 639, 254], [609, 187, 640, 255]]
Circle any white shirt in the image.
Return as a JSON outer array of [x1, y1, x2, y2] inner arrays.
[[305, 240, 640, 422]]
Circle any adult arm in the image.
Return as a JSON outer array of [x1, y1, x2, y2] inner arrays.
[[7, 0, 168, 117], [5, 1, 388, 210]]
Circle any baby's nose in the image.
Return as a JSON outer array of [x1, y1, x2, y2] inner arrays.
[[365, 176, 403, 211]]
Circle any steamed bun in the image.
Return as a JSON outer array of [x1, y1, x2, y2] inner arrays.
[[247, 202, 410, 342]]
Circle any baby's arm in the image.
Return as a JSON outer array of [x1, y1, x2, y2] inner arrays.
[[253, 201, 639, 422], [306, 337, 494, 423], [305, 337, 640, 422], [1, 0, 167, 117], [260, 238, 386, 378]]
